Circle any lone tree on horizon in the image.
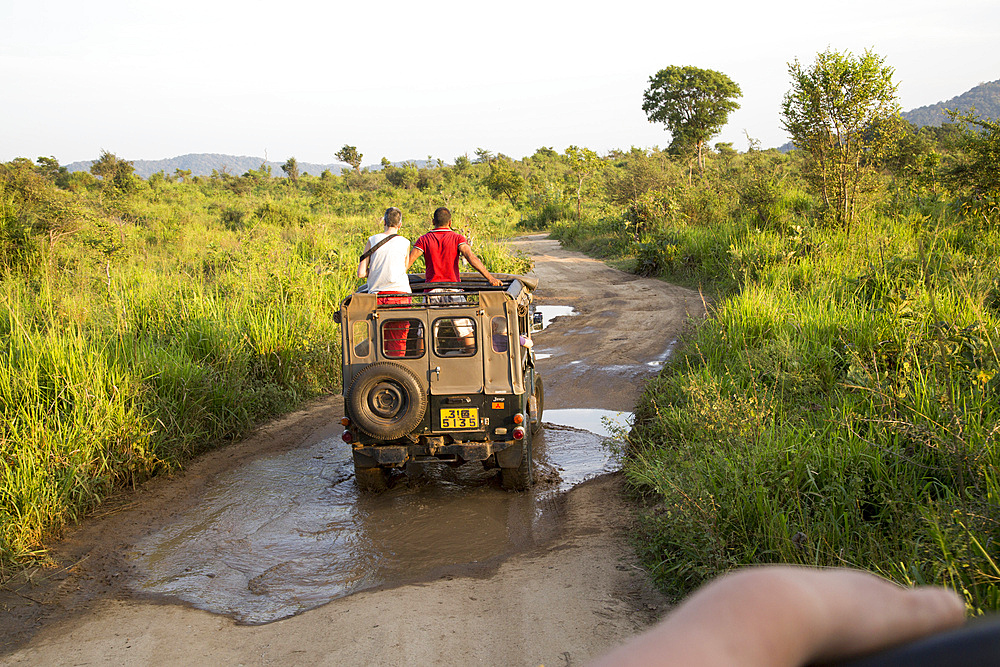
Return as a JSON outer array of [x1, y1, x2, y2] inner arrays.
[[281, 156, 299, 183], [642, 66, 742, 171], [335, 145, 363, 172]]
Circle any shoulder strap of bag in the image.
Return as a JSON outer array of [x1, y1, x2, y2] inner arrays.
[[359, 233, 399, 262]]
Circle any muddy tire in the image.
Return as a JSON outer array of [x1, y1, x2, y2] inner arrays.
[[347, 362, 427, 440], [500, 438, 532, 491], [355, 464, 389, 492], [529, 375, 544, 435]]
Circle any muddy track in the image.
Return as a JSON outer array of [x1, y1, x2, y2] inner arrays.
[[0, 235, 705, 665]]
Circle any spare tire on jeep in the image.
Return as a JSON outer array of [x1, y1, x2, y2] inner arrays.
[[346, 362, 427, 440]]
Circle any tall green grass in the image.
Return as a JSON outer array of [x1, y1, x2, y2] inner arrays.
[[618, 209, 1000, 611], [0, 170, 528, 568], [550, 150, 1000, 611]]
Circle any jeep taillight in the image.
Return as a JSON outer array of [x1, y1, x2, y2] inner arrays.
[[342, 430, 354, 443], [341, 417, 351, 427], [513, 413, 525, 425], [513, 426, 525, 440]]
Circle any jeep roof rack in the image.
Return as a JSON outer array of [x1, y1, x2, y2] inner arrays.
[[355, 273, 537, 295]]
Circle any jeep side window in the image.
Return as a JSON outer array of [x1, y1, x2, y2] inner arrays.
[[433, 317, 477, 357], [491, 316, 509, 353], [353, 320, 370, 357], [381, 318, 424, 359]]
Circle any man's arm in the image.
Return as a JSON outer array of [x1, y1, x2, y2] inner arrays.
[[406, 246, 423, 270], [357, 241, 372, 278], [459, 243, 502, 286], [591, 566, 965, 667]]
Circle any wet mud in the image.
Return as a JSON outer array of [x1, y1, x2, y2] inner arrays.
[[129, 318, 632, 624], [129, 419, 623, 623]]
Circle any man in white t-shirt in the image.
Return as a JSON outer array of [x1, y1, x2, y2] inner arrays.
[[357, 207, 412, 294], [357, 207, 413, 356]]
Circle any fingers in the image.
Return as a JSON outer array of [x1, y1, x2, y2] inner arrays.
[[805, 570, 966, 663]]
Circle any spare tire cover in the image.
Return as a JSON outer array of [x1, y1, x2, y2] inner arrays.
[[347, 362, 427, 440]]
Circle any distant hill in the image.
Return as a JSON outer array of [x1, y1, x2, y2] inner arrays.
[[64, 153, 439, 179], [778, 78, 1000, 151], [64, 153, 357, 179], [902, 79, 1000, 127]]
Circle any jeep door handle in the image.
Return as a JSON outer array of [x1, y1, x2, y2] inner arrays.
[[432, 366, 441, 380]]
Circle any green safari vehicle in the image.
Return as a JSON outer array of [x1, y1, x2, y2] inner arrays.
[[334, 274, 543, 491]]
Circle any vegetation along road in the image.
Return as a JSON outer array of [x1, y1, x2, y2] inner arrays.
[[0, 235, 704, 665]]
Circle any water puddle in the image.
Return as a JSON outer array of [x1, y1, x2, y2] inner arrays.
[[543, 409, 631, 491], [545, 408, 631, 439], [128, 412, 622, 624], [646, 339, 678, 368]]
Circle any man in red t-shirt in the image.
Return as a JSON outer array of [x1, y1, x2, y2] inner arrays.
[[407, 207, 502, 286]]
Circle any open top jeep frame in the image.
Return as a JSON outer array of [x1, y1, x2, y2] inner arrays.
[[335, 274, 543, 491]]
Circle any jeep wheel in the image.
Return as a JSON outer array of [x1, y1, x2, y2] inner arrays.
[[355, 464, 389, 492], [347, 362, 427, 440], [500, 439, 533, 491], [529, 375, 544, 435]]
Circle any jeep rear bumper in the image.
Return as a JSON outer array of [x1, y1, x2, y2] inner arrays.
[[353, 439, 521, 468]]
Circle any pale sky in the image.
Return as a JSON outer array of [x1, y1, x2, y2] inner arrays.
[[2, 0, 998, 166]]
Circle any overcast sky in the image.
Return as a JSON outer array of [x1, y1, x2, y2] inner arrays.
[[2, 0, 998, 166]]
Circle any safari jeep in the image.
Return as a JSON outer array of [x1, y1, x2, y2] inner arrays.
[[334, 274, 543, 491]]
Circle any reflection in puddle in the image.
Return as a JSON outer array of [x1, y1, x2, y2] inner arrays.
[[542, 409, 632, 491], [545, 408, 631, 438], [128, 416, 620, 624], [533, 305, 577, 331]]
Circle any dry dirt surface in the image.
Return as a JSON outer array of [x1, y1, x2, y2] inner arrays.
[[0, 235, 705, 666]]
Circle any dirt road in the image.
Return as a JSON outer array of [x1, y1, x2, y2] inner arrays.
[[0, 235, 704, 666]]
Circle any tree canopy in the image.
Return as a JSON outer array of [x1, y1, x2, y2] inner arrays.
[[781, 48, 901, 230], [947, 110, 1000, 199], [483, 158, 524, 210], [564, 145, 604, 219], [89, 150, 137, 195], [642, 66, 742, 171], [281, 157, 300, 182], [335, 145, 363, 172]]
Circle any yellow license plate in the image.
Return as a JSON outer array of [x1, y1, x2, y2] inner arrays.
[[440, 407, 479, 429]]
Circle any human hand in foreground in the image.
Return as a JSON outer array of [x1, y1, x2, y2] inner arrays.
[[591, 566, 965, 667]]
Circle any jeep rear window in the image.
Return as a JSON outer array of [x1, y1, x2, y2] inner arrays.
[[381, 318, 424, 359], [433, 317, 477, 357], [352, 320, 371, 357], [491, 316, 509, 353]]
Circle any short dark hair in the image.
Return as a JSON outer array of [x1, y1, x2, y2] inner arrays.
[[432, 207, 451, 227], [384, 207, 402, 227]]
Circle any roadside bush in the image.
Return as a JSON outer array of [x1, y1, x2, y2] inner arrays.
[[676, 179, 734, 228], [521, 177, 573, 231], [623, 190, 682, 241], [603, 149, 683, 207], [219, 205, 248, 231], [0, 188, 36, 270], [634, 231, 681, 277], [254, 200, 309, 227]]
